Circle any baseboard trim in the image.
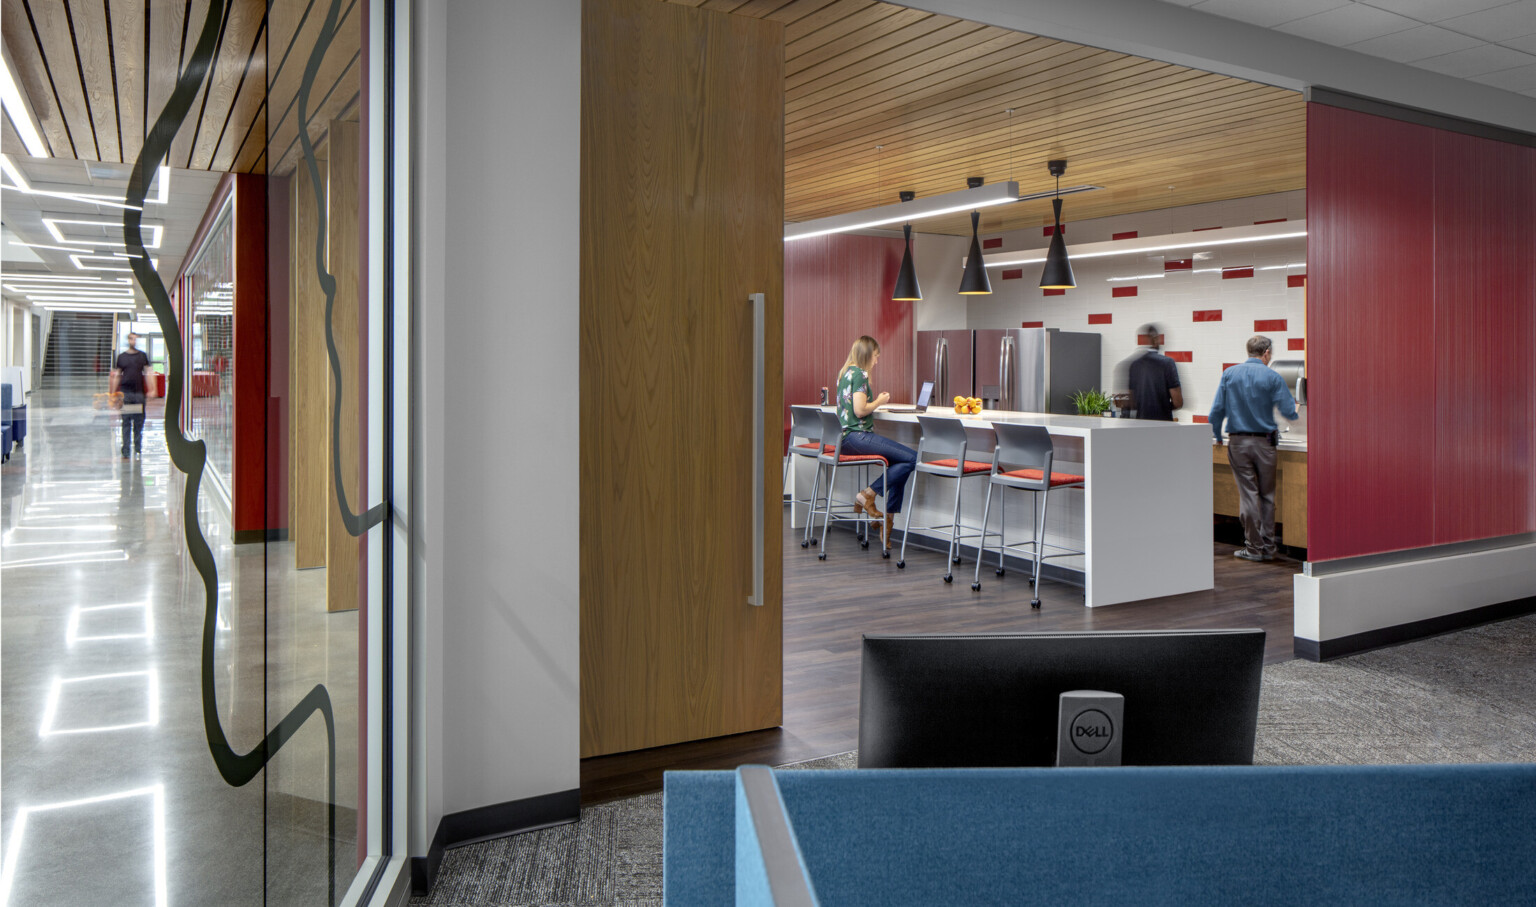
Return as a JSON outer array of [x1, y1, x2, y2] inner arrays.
[[411, 788, 581, 895], [1294, 595, 1536, 661], [233, 528, 289, 545]]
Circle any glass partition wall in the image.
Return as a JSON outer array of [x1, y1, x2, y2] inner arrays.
[[0, 1, 408, 903]]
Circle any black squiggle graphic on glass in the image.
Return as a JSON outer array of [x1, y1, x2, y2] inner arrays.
[[124, 2, 337, 903], [301, 0, 387, 539]]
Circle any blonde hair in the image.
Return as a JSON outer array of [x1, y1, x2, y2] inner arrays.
[[839, 336, 881, 383]]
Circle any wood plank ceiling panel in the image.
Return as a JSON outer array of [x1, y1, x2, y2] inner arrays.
[[0, 0, 356, 175], [664, 0, 1307, 234]]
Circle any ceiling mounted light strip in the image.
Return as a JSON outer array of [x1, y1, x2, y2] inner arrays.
[[784, 180, 1104, 244], [966, 221, 1308, 269], [0, 47, 48, 157]]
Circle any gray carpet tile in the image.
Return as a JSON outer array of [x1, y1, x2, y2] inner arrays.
[[412, 614, 1536, 906]]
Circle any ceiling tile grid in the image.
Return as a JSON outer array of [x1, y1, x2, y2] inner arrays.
[[1181, 0, 1536, 97]]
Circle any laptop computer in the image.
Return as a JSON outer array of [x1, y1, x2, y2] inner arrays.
[[883, 381, 933, 414]]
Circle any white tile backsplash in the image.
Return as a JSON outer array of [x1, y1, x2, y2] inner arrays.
[[952, 189, 1307, 423]]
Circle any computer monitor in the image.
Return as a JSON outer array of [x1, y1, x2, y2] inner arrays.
[[858, 629, 1265, 768]]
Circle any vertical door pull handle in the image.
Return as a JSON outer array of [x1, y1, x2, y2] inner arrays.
[[749, 293, 765, 607]]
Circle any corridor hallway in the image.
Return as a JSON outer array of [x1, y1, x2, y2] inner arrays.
[[1, 389, 357, 904]]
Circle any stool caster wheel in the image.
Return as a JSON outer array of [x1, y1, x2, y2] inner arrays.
[[861, 540, 870, 549], [995, 568, 1006, 577], [881, 550, 890, 559], [1031, 599, 1041, 609], [952, 555, 962, 564], [943, 574, 953, 584], [801, 540, 809, 548], [971, 582, 981, 592], [817, 553, 827, 561], [896, 560, 905, 569], [810, 538, 818, 546]]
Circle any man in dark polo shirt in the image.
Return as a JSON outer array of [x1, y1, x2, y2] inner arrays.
[[113, 333, 150, 458], [1122, 323, 1182, 421]]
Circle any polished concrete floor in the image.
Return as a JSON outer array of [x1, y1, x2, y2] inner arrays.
[[1, 391, 360, 905]]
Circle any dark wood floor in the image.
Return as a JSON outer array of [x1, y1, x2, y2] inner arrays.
[[579, 506, 1298, 804]]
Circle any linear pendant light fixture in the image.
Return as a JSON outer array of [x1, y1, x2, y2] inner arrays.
[[958, 180, 992, 295], [1039, 160, 1076, 290]]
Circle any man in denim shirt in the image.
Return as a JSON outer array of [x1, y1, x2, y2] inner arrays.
[[1208, 335, 1299, 561]]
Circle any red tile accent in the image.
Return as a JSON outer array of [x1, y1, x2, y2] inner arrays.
[[1111, 286, 1138, 298], [1044, 224, 1065, 236], [1138, 333, 1165, 346], [1165, 351, 1193, 362], [1223, 362, 1238, 371], [1021, 321, 1044, 328], [1222, 267, 1255, 279], [1165, 258, 1193, 271], [1112, 230, 1138, 240], [1194, 226, 1222, 231], [1001, 268, 1024, 280], [1043, 288, 1066, 296], [1254, 319, 1288, 332], [1193, 309, 1223, 322], [1254, 218, 1288, 225], [1288, 338, 1305, 351], [1088, 313, 1112, 325], [1288, 274, 1307, 288], [1193, 414, 1209, 423], [983, 237, 1003, 249]]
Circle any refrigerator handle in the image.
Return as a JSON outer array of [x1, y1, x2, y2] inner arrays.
[[1000, 336, 1013, 412], [935, 337, 948, 405]]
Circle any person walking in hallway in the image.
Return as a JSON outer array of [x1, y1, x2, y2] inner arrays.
[[1208, 335, 1298, 561], [836, 335, 917, 550], [112, 333, 150, 458]]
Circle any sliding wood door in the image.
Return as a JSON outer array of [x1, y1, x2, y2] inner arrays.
[[579, 0, 785, 757]]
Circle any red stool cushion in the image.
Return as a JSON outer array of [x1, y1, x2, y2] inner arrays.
[[1001, 468, 1085, 486], [928, 457, 992, 475], [795, 443, 836, 453], [838, 454, 889, 465]]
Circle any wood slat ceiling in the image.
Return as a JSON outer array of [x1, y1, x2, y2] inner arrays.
[[667, 0, 1306, 235], [0, 0, 359, 176]]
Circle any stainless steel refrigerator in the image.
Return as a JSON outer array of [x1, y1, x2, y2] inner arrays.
[[915, 330, 973, 404], [974, 328, 1101, 414]]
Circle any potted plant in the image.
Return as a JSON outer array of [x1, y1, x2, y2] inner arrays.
[[1070, 388, 1113, 416]]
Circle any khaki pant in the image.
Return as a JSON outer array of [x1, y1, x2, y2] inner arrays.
[[1228, 434, 1276, 555]]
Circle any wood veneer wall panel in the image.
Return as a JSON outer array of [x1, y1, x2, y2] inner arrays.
[[289, 154, 328, 569], [783, 234, 909, 449], [325, 119, 361, 612], [580, 0, 784, 758]]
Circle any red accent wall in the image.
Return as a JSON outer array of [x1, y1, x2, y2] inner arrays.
[[231, 176, 269, 537], [1307, 102, 1536, 561], [784, 234, 911, 450]]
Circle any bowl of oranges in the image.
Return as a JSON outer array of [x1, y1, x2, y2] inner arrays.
[[954, 396, 983, 415]]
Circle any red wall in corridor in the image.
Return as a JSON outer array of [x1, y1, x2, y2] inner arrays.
[[1307, 102, 1536, 561], [783, 234, 911, 449]]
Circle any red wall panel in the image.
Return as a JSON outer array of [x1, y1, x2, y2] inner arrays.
[[783, 234, 910, 450], [231, 176, 269, 537], [1307, 103, 1438, 560], [1307, 102, 1536, 561]]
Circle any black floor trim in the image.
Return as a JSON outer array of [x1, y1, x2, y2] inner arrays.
[[411, 788, 581, 894], [1295, 595, 1536, 661]]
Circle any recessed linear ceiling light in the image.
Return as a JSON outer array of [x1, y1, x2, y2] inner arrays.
[[1107, 263, 1304, 282], [967, 222, 1307, 269], [0, 272, 124, 282], [45, 218, 162, 250], [785, 181, 1102, 243], [1, 155, 169, 207], [0, 48, 47, 156], [71, 254, 157, 272], [9, 240, 100, 254]]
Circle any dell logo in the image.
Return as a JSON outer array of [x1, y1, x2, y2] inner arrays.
[[1069, 708, 1114, 755]]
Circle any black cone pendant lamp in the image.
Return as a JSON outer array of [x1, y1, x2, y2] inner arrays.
[[893, 223, 922, 301], [1039, 160, 1076, 290], [958, 192, 992, 295]]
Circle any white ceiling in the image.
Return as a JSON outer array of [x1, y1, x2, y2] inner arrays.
[[1161, 0, 1536, 97], [0, 157, 224, 316]]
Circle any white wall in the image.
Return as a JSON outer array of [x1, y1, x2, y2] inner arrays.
[[910, 232, 970, 334], [412, 0, 581, 857], [963, 191, 1307, 421]]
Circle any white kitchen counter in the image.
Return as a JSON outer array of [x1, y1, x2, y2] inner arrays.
[[790, 406, 1214, 607]]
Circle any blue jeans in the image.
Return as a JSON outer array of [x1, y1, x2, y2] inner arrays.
[[840, 431, 917, 513]]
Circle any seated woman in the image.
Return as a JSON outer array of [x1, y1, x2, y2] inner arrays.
[[836, 336, 917, 549]]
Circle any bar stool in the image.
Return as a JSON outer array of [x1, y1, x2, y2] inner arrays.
[[811, 411, 887, 559], [787, 405, 833, 549], [971, 422, 1085, 606], [897, 415, 995, 584]]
